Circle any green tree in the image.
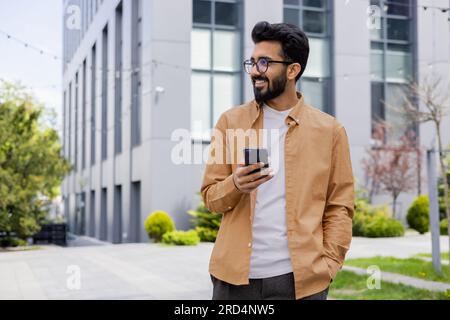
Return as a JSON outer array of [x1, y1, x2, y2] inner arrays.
[[0, 80, 71, 245]]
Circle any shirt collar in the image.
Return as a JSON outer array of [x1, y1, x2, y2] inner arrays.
[[251, 91, 306, 127]]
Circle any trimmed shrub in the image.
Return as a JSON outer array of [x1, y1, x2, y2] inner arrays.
[[352, 210, 370, 237], [0, 237, 28, 248], [353, 199, 404, 237], [162, 230, 200, 246], [195, 226, 217, 242], [407, 195, 429, 234], [187, 198, 222, 242], [440, 219, 448, 235], [363, 215, 405, 237], [144, 211, 175, 242]]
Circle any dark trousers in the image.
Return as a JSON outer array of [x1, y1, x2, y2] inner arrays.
[[211, 272, 329, 300]]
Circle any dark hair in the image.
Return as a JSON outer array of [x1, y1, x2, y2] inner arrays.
[[251, 21, 309, 82]]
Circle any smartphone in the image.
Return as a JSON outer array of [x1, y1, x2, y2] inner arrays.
[[244, 148, 269, 175]]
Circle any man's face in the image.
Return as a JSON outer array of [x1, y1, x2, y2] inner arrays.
[[249, 41, 288, 104]]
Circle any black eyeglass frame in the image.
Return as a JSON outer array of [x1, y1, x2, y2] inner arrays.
[[243, 57, 294, 74]]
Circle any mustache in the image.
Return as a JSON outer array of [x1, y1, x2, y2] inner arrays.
[[252, 76, 268, 82]]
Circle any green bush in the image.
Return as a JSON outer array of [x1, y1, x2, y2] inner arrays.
[[162, 230, 200, 246], [438, 183, 449, 221], [363, 215, 405, 238], [352, 203, 370, 237], [144, 211, 175, 242], [0, 237, 28, 248], [353, 198, 404, 238], [440, 219, 448, 235], [437, 147, 449, 221], [407, 195, 429, 234], [353, 198, 373, 236], [195, 226, 218, 242], [187, 197, 222, 242]]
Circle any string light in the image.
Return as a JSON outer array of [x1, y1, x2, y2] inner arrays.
[[365, 0, 450, 12], [1, 1, 448, 111], [0, 29, 65, 62]]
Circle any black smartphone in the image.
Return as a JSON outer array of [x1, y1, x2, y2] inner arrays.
[[244, 148, 269, 175]]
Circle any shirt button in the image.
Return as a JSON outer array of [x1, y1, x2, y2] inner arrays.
[[248, 242, 252, 248], [228, 206, 232, 210]]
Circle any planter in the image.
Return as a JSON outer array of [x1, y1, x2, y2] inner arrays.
[[32, 223, 67, 246]]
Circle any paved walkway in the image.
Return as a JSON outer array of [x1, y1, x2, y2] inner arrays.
[[347, 234, 449, 259], [0, 242, 214, 299], [0, 233, 448, 299]]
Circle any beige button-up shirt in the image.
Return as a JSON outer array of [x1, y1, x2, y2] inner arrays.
[[200, 92, 354, 299]]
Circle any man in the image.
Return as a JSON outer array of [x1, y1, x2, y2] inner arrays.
[[200, 21, 354, 300]]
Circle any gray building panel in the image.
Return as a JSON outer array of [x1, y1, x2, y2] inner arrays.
[[62, 0, 450, 242]]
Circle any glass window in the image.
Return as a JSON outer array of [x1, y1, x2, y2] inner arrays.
[[215, 2, 238, 26], [370, 0, 415, 137], [387, 2, 410, 16], [387, 43, 410, 52], [283, 0, 331, 115], [191, 29, 211, 70], [387, 18, 410, 41], [371, 42, 383, 50], [303, 10, 325, 34], [213, 30, 240, 72], [386, 51, 412, 82], [370, 18, 384, 41], [371, 51, 384, 81], [303, 38, 330, 78], [371, 82, 384, 123], [191, 73, 211, 137], [301, 78, 329, 112], [303, 0, 324, 8], [284, 8, 299, 25], [193, 0, 211, 24], [213, 73, 240, 126], [385, 83, 409, 141], [191, 0, 242, 137]]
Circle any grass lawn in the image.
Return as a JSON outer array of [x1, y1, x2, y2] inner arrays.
[[414, 252, 449, 260], [329, 270, 450, 300], [345, 256, 450, 284], [0, 245, 42, 253]]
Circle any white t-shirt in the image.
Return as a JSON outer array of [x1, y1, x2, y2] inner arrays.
[[249, 103, 294, 279]]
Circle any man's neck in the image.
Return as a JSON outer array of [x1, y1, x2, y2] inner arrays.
[[265, 88, 299, 112]]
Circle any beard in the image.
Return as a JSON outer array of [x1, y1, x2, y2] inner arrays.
[[252, 72, 288, 105]]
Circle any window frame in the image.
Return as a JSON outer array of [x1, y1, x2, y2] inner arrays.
[[370, 0, 418, 140], [283, 0, 334, 115], [191, 0, 244, 142]]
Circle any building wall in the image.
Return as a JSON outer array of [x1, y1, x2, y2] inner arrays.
[[333, 0, 372, 184], [62, 0, 450, 243], [417, 0, 450, 149]]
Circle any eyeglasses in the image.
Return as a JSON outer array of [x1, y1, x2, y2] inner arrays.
[[243, 57, 294, 74]]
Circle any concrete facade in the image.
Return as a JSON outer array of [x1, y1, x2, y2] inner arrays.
[[62, 0, 450, 243]]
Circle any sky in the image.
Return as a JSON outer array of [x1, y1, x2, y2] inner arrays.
[[0, 0, 63, 132]]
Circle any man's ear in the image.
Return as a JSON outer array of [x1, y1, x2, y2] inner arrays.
[[287, 63, 301, 80]]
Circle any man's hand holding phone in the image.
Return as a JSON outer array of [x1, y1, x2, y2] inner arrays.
[[233, 162, 274, 193]]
